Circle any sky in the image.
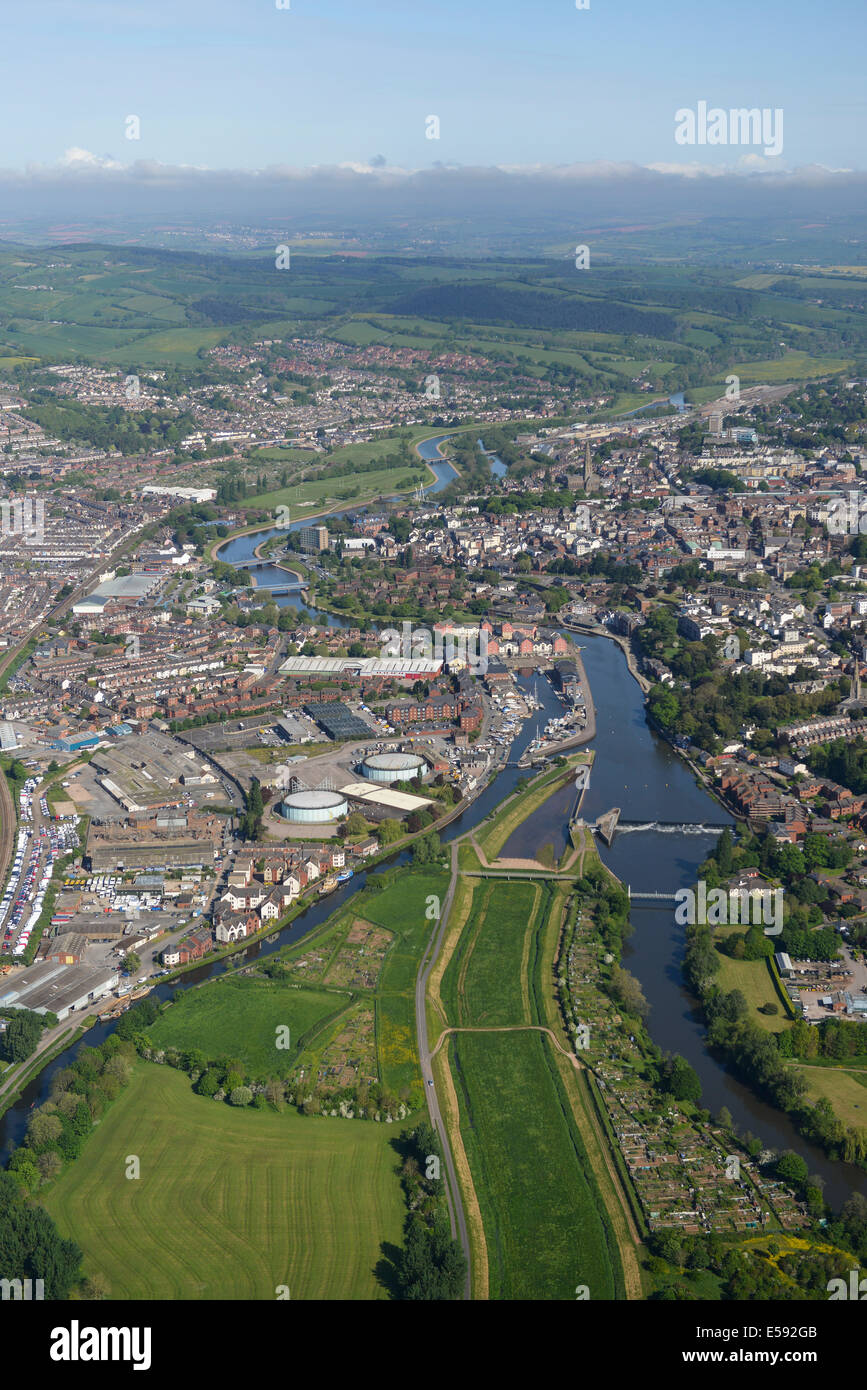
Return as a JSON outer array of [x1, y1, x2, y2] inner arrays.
[[1, 0, 864, 176]]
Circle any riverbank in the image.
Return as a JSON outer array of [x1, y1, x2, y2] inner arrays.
[[564, 622, 651, 694], [209, 426, 466, 570]]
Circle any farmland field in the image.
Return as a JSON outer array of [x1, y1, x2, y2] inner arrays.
[[43, 1064, 405, 1300], [448, 1029, 624, 1299]]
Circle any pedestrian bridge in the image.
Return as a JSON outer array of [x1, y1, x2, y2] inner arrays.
[[626, 889, 679, 905]]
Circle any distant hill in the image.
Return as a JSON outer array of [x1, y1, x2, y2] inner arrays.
[[387, 282, 677, 338]]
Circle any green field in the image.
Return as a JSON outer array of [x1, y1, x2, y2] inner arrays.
[[244, 461, 427, 512], [795, 1064, 867, 1129], [147, 975, 347, 1077], [442, 880, 541, 1027], [0, 245, 863, 394], [44, 1064, 405, 1300], [713, 925, 789, 1033], [364, 870, 449, 1095], [146, 868, 450, 1105], [449, 1030, 624, 1299]]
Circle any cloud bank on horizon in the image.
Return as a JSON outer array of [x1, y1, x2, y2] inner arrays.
[[0, 151, 862, 254], [14, 150, 861, 184]]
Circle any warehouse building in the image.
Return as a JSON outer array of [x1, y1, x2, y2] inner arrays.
[[44, 933, 90, 965], [0, 961, 118, 1020], [340, 783, 433, 815], [303, 702, 374, 741]]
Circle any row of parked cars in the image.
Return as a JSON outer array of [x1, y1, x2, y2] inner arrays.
[[1, 805, 81, 956]]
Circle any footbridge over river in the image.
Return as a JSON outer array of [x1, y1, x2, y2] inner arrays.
[[626, 889, 680, 905]]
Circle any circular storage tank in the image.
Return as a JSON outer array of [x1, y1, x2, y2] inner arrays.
[[360, 751, 428, 785], [277, 790, 348, 823]]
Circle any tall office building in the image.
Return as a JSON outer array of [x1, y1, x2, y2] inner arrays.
[[299, 525, 329, 553]]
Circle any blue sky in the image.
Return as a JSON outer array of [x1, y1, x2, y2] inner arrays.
[[1, 0, 864, 172]]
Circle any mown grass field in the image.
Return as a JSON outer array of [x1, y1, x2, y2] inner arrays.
[[146, 975, 348, 1076], [44, 1064, 405, 1300], [441, 880, 541, 1027], [792, 1063, 867, 1129], [449, 1030, 624, 1299], [713, 925, 789, 1034]]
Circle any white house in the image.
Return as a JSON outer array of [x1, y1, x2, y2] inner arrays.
[[215, 919, 249, 944]]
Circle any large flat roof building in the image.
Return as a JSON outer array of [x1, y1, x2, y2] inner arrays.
[[0, 960, 118, 1020]]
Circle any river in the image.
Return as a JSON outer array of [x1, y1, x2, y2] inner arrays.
[[3, 570, 864, 1206], [506, 633, 867, 1208], [213, 433, 461, 629]]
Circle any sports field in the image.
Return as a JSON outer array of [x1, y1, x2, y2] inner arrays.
[[43, 1064, 405, 1300]]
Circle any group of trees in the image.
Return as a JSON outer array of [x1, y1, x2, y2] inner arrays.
[[23, 395, 196, 456], [780, 1016, 867, 1063], [648, 667, 849, 755], [240, 778, 264, 841], [698, 826, 850, 963], [393, 1121, 466, 1300], [0, 1009, 46, 1064], [0, 1172, 82, 1299], [6, 1035, 136, 1201], [412, 831, 445, 865], [809, 736, 867, 798]]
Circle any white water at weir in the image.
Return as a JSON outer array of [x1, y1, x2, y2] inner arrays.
[[611, 822, 730, 836]]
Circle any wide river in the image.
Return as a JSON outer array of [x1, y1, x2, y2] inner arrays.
[[3, 519, 865, 1209]]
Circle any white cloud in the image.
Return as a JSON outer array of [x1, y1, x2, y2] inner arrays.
[[58, 147, 124, 172]]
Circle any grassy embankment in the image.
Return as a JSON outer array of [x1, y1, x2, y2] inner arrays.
[[433, 871, 628, 1300]]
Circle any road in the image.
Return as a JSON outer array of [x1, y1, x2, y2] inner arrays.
[[414, 840, 472, 1299]]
